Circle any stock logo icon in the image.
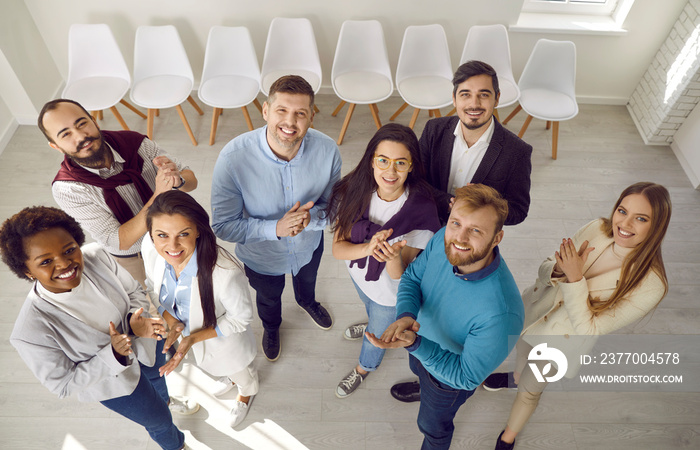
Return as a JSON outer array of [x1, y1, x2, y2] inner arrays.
[[528, 343, 568, 383]]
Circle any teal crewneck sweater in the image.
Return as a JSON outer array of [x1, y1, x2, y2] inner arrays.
[[398, 227, 524, 391]]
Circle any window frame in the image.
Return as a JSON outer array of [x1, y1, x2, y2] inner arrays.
[[522, 0, 619, 16]]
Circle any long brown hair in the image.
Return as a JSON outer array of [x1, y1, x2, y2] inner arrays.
[[147, 191, 241, 329], [324, 123, 432, 240], [592, 182, 671, 314]]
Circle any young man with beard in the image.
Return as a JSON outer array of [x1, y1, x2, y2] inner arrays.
[[39, 99, 198, 288], [419, 61, 532, 226], [367, 184, 524, 449], [211, 75, 342, 362]]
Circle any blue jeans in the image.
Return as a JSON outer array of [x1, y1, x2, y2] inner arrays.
[[352, 280, 396, 372], [101, 340, 184, 450], [409, 354, 475, 450], [244, 234, 324, 331]]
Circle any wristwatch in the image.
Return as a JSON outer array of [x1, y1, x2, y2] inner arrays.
[[173, 176, 186, 190]]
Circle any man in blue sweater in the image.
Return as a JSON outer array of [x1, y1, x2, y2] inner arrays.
[[367, 184, 524, 449]]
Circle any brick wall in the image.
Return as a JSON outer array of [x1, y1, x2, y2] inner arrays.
[[628, 0, 700, 144]]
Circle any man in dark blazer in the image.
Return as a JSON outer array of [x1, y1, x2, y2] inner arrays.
[[419, 61, 532, 226]]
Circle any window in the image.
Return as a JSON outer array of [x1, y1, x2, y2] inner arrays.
[[523, 0, 618, 16], [511, 0, 634, 35]]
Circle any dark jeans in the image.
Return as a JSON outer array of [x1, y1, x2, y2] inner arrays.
[[244, 234, 324, 331], [409, 354, 475, 450], [101, 340, 184, 450]]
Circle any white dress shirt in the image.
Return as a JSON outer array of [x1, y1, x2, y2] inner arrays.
[[447, 117, 495, 194]]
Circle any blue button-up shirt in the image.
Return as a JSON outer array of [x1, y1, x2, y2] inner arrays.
[[211, 126, 341, 276], [158, 250, 223, 337]]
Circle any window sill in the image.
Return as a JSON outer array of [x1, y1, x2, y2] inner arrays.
[[510, 12, 628, 36]]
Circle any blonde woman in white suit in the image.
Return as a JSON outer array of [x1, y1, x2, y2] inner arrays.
[[142, 190, 257, 428], [486, 182, 672, 450]]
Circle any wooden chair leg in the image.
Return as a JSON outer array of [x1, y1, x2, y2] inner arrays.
[[175, 104, 198, 146], [408, 108, 420, 130], [109, 106, 129, 130], [518, 115, 533, 138], [428, 110, 434, 118], [209, 107, 221, 146], [369, 103, 382, 129], [390, 102, 409, 121], [155, 109, 160, 117], [446, 107, 456, 117], [337, 103, 356, 146], [546, 121, 551, 130], [253, 99, 263, 114], [314, 104, 320, 113], [97, 110, 103, 120], [502, 104, 522, 125], [494, 109, 500, 121], [551, 121, 559, 160], [120, 99, 147, 119], [91, 111, 99, 121], [146, 109, 155, 139], [432, 109, 442, 118], [331, 100, 346, 117], [241, 105, 254, 131], [187, 95, 204, 115]]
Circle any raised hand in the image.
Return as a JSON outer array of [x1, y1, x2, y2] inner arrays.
[[379, 316, 420, 343], [159, 335, 193, 377], [554, 239, 595, 283], [366, 329, 416, 349], [277, 201, 314, 237], [109, 321, 132, 357], [162, 322, 185, 354], [365, 229, 393, 257], [129, 307, 165, 340], [372, 239, 407, 263]]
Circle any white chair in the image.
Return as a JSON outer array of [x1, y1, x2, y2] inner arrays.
[[130, 25, 203, 146], [502, 39, 578, 160], [447, 24, 519, 120], [330, 20, 393, 145], [62, 24, 146, 130], [390, 24, 453, 129], [199, 26, 262, 145], [260, 17, 322, 113]]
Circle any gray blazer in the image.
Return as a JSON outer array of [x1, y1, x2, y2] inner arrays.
[[10, 243, 157, 402]]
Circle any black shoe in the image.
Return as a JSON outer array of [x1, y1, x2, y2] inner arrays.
[[262, 329, 281, 361], [483, 372, 517, 391], [300, 302, 333, 330], [494, 430, 515, 450], [390, 381, 421, 402]]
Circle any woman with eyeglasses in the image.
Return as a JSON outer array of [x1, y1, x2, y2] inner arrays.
[[325, 123, 441, 398]]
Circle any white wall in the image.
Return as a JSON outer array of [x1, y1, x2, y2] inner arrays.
[[671, 101, 700, 189], [20, 0, 687, 105], [1, 0, 62, 121]]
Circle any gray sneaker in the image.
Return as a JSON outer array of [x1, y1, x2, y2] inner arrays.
[[343, 322, 368, 340], [336, 368, 367, 399]]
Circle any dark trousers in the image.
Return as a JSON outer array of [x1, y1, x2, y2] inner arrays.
[[409, 354, 475, 450], [244, 234, 324, 331], [101, 340, 184, 450]]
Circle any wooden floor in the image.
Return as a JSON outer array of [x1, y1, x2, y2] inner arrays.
[[0, 94, 698, 450]]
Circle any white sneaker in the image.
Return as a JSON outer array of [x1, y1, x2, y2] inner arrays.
[[169, 396, 200, 415], [211, 376, 235, 397], [230, 395, 255, 428]]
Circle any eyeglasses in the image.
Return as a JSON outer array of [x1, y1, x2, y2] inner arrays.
[[373, 156, 413, 172]]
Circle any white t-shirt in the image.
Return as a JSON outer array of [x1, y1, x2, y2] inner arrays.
[[346, 190, 434, 306], [447, 117, 494, 194]]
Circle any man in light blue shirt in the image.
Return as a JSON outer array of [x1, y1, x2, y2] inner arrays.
[[211, 75, 342, 362]]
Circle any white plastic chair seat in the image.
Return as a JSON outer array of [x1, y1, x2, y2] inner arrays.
[[398, 76, 453, 109], [199, 75, 259, 109], [519, 89, 578, 121], [63, 77, 130, 111], [334, 72, 392, 104], [131, 75, 192, 109], [498, 78, 520, 108], [262, 70, 320, 95]]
